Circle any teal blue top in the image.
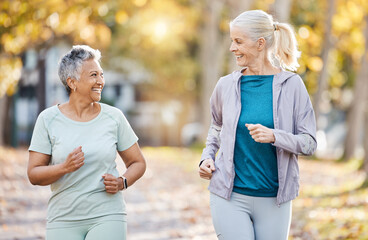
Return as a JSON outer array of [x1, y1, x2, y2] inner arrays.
[[233, 75, 278, 197], [29, 103, 138, 228]]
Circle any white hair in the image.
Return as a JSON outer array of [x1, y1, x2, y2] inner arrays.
[[230, 10, 300, 71], [58, 45, 101, 95]]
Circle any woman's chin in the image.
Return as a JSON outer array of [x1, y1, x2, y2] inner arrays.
[[235, 59, 246, 67], [92, 96, 101, 102]]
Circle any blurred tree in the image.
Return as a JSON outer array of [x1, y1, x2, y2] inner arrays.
[[312, 0, 336, 122], [225, 0, 257, 73], [0, 97, 6, 145], [199, 0, 256, 141], [104, 0, 201, 145], [343, 1, 368, 161], [271, 0, 292, 22], [2, 0, 368, 151], [289, 0, 368, 161], [268, 0, 292, 76], [362, 16, 368, 184], [0, 0, 112, 145], [107, 0, 200, 99], [199, 0, 226, 141], [365, 110, 368, 186], [0, 0, 112, 96]]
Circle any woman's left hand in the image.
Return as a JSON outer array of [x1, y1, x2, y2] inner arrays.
[[102, 174, 123, 194], [246, 123, 275, 143]]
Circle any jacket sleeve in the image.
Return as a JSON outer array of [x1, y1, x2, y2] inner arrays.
[[272, 77, 317, 156], [200, 80, 223, 162]]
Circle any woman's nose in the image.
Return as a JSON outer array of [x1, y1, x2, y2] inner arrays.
[[229, 42, 236, 52], [97, 75, 104, 85]]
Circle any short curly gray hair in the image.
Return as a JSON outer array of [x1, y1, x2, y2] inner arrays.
[[58, 45, 101, 95]]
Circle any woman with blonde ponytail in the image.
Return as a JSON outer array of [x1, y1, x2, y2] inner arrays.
[[199, 10, 316, 240], [273, 21, 301, 71]]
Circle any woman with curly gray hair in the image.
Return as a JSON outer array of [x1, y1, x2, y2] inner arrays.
[[28, 45, 146, 240]]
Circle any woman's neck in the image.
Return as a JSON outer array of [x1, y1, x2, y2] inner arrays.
[[59, 97, 100, 122], [244, 64, 280, 76], [243, 54, 280, 75]]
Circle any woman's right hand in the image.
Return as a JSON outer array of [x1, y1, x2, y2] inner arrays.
[[199, 158, 215, 180], [28, 146, 84, 186], [62, 146, 85, 173]]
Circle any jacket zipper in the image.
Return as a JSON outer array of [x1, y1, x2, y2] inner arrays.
[[273, 75, 283, 207], [227, 75, 242, 199]]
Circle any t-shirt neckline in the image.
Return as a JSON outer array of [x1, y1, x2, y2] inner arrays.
[[55, 103, 104, 125]]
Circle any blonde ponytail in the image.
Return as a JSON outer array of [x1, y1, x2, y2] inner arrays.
[[230, 10, 300, 71], [273, 22, 300, 71]]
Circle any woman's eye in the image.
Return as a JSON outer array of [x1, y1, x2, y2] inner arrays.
[[91, 73, 97, 77]]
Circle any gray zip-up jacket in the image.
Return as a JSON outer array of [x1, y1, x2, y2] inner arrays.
[[201, 69, 317, 205]]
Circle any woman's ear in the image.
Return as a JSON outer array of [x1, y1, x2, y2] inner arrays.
[[257, 37, 266, 51], [67, 77, 76, 92]]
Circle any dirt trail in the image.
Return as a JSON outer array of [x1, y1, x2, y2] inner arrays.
[[2, 147, 362, 239], [0, 148, 215, 240]]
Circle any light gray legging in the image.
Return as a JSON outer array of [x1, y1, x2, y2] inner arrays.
[[46, 220, 126, 240], [210, 192, 292, 240]]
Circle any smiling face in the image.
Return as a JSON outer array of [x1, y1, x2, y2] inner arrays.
[[74, 59, 104, 102], [229, 26, 261, 67]]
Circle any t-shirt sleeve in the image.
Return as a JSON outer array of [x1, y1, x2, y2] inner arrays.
[[29, 112, 52, 155], [117, 112, 139, 152]]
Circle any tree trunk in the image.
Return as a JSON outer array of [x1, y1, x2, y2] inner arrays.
[[362, 16, 368, 182], [0, 96, 7, 146], [271, 0, 292, 22], [364, 102, 368, 181], [226, 0, 256, 72], [199, 0, 226, 141], [37, 50, 47, 114], [344, 15, 368, 161], [3, 94, 14, 146], [313, 0, 336, 123]]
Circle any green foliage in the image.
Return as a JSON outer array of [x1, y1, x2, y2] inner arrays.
[[0, 0, 113, 97], [0, 0, 202, 103]]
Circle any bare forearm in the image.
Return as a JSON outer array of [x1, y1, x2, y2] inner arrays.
[[28, 164, 67, 186], [28, 147, 85, 186], [122, 161, 146, 188]]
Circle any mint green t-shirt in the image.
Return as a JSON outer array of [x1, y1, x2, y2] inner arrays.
[[29, 103, 138, 228]]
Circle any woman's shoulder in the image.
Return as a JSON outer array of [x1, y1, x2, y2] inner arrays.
[[215, 70, 242, 89], [100, 102, 121, 112], [33, 105, 60, 128], [100, 103, 126, 119], [221, 70, 242, 82], [38, 105, 59, 118], [279, 71, 311, 99], [279, 71, 304, 87]]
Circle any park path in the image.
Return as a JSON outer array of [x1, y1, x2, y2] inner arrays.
[[1, 147, 366, 239], [0, 147, 215, 240]]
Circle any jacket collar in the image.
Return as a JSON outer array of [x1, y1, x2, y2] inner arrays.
[[231, 68, 296, 85]]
